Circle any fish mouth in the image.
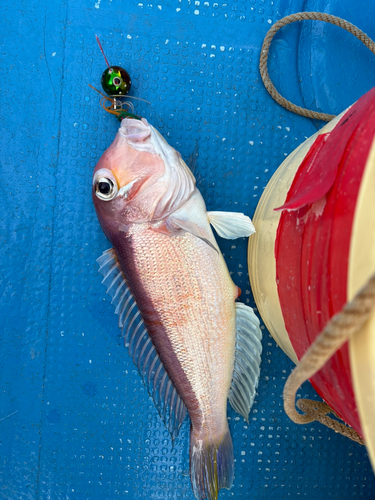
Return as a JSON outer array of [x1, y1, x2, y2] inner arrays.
[[119, 117, 151, 142]]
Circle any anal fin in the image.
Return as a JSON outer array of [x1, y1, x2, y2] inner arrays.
[[96, 248, 187, 440], [229, 302, 262, 421]]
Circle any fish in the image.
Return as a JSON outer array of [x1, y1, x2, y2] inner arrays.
[[92, 117, 262, 500]]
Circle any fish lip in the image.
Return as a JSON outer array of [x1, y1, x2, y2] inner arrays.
[[119, 117, 151, 141]]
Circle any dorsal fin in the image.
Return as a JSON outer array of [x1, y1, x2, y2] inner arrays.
[[186, 141, 198, 174], [97, 248, 187, 440], [228, 302, 262, 422]]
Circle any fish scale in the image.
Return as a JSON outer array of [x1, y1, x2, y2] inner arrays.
[[117, 226, 236, 431]]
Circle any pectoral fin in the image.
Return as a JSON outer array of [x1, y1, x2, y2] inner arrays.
[[229, 302, 262, 421], [208, 211, 255, 239]]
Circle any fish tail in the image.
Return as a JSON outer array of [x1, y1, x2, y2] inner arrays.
[[190, 425, 234, 500]]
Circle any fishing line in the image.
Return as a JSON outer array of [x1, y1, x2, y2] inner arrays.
[[95, 34, 110, 68]]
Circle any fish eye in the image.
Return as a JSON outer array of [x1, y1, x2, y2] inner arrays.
[[113, 76, 122, 86], [93, 170, 118, 201], [95, 177, 117, 200]]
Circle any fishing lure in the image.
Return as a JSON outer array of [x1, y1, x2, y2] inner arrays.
[[91, 41, 262, 500]]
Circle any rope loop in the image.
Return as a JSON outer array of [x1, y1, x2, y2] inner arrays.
[[296, 400, 365, 446], [283, 272, 375, 444], [260, 12, 375, 121]]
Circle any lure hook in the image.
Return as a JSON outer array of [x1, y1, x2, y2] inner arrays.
[[88, 84, 141, 121]]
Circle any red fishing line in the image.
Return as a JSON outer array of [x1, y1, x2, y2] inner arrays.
[[95, 35, 110, 68]]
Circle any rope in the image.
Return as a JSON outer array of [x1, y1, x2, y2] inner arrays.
[[283, 272, 375, 444], [296, 400, 364, 445], [259, 12, 375, 121]]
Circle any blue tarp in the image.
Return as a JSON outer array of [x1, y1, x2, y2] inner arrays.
[[1, 0, 375, 498]]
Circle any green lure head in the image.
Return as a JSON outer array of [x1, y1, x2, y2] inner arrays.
[[101, 66, 132, 96]]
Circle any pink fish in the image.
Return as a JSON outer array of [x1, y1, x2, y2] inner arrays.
[[92, 118, 262, 500]]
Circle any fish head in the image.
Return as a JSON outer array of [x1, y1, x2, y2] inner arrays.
[[92, 117, 196, 243]]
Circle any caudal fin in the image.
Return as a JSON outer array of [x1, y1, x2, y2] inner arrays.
[[190, 427, 234, 500]]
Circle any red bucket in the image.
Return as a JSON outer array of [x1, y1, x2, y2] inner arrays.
[[248, 88, 375, 468]]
